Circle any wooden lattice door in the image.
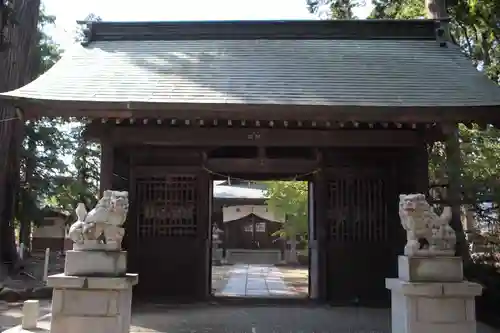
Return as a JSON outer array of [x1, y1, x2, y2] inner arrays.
[[325, 168, 395, 304], [136, 175, 198, 238], [130, 172, 210, 299]]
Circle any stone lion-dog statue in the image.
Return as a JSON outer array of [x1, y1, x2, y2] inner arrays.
[[399, 193, 456, 257], [68, 190, 129, 251]]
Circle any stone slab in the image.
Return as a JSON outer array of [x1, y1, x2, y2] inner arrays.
[[64, 250, 127, 277], [388, 278, 483, 333], [218, 264, 299, 298], [51, 315, 122, 333], [47, 273, 138, 290], [52, 289, 119, 316], [49, 275, 135, 333], [398, 255, 464, 282], [73, 240, 120, 251], [386, 278, 483, 297]]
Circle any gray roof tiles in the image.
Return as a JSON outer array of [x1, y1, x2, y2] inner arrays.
[[1, 23, 500, 108]]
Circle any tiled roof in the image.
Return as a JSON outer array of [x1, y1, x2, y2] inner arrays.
[[1, 20, 499, 108]]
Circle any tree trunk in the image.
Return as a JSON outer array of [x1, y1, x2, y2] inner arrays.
[[425, 0, 447, 19], [0, 0, 41, 273], [19, 132, 35, 254]]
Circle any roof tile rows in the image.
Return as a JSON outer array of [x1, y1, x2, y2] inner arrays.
[[1, 20, 499, 108]]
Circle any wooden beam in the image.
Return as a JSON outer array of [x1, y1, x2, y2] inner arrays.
[[102, 127, 421, 147], [19, 101, 500, 125], [205, 158, 318, 174]]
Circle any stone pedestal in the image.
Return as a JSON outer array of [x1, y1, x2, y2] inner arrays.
[[47, 274, 138, 333], [212, 248, 223, 265], [397, 255, 464, 282], [212, 239, 223, 265], [65, 250, 127, 276], [46, 249, 138, 333], [386, 256, 482, 333]]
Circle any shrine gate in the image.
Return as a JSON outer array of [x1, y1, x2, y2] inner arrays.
[[1, 19, 500, 304]]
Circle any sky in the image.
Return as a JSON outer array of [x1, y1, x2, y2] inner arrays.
[[42, 0, 373, 49]]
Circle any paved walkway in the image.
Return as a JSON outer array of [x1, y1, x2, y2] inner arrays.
[[220, 264, 299, 297]]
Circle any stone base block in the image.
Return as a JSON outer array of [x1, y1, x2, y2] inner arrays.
[[47, 273, 138, 333], [73, 240, 120, 251], [398, 255, 463, 282], [212, 248, 223, 264], [22, 300, 39, 329], [386, 278, 482, 333], [64, 250, 127, 276]]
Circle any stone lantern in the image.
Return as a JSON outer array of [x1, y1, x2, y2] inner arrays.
[[212, 224, 224, 265]]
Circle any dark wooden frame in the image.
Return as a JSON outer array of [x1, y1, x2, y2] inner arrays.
[[12, 100, 500, 126]]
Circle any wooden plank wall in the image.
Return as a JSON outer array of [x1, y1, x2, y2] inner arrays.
[[320, 147, 427, 305]]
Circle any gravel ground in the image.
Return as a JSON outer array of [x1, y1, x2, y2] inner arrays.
[[128, 304, 500, 333], [2, 302, 499, 333]]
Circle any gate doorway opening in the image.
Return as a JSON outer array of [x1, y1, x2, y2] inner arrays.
[[210, 177, 312, 299], [127, 144, 412, 304]]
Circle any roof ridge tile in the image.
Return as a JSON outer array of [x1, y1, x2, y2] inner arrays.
[[78, 19, 440, 43]]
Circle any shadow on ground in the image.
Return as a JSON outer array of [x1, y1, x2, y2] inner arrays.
[[130, 304, 390, 333], [3, 302, 500, 333], [129, 304, 500, 333]]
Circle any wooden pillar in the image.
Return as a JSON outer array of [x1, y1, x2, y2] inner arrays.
[[198, 154, 212, 299], [99, 137, 114, 196], [443, 122, 469, 262], [415, 136, 430, 195], [312, 150, 328, 301]]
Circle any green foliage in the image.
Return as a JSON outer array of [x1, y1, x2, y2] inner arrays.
[[263, 181, 309, 239], [68, 121, 100, 209], [19, 119, 72, 223], [370, 0, 424, 18], [307, 0, 365, 19], [366, 0, 500, 225], [17, 6, 65, 231], [459, 125, 500, 227], [18, 9, 102, 238], [36, 8, 60, 76], [32, 119, 100, 216]]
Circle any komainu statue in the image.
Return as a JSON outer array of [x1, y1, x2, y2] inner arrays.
[[399, 193, 456, 257], [68, 190, 129, 251]]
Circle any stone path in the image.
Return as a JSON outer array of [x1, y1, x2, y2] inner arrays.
[[219, 264, 300, 297]]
